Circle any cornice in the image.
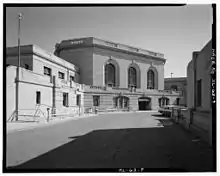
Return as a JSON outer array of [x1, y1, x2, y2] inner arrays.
[[55, 37, 166, 63]]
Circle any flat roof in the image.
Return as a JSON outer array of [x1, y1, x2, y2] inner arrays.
[[6, 44, 80, 73], [164, 77, 187, 82]]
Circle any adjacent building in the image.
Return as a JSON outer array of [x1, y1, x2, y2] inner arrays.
[[6, 45, 83, 121], [186, 39, 212, 145], [164, 77, 187, 106]]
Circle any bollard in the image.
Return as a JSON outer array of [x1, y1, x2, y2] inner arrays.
[[176, 109, 181, 124], [171, 107, 174, 119], [95, 107, 98, 114], [47, 108, 50, 122]]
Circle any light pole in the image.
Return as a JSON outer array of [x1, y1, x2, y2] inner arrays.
[[15, 13, 23, 121], [171, 72, 174, 78]]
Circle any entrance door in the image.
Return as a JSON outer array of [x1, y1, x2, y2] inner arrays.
[[138, 101, 146, 110], [138, 97, 151, 110]]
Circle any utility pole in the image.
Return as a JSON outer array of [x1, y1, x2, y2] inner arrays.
[[15, 13, 23, 121]]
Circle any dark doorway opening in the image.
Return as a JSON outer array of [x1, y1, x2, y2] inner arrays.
[[138, 97, 151, 110]]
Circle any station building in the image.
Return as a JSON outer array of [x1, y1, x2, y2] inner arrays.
[[6, 37, 180, 121], [55, 37, 180, 111]]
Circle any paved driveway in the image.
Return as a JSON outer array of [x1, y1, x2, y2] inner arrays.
[[6, 111, 214, 171]]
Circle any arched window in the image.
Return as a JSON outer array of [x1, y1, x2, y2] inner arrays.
[[147, 70, 155, 89], [105, 63, 116, 87], [128, 67, 137, 88]]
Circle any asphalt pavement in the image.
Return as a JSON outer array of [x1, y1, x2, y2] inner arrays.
[[6, 111, 214, 171]]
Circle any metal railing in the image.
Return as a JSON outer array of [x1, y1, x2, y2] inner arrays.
[[7, 110, 16, 122]]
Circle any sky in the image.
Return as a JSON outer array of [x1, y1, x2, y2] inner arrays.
[[6, 5, 212, 78]]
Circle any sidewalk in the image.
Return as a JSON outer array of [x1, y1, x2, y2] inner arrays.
[[7, 110, 158, 134], [7, 113, 96, 134]]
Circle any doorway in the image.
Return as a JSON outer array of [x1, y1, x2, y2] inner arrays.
[[138, 97, 151, 110]]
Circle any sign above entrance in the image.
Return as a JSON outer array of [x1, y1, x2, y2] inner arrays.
[[71, 40, 84, 45], [139, 97, 151, 102], [139, 99, 150, 102]]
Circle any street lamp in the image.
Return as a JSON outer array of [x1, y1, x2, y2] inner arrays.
[[15, 13, 23, 121], [171, 72, 174, 78]]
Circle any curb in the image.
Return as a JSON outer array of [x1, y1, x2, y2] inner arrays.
[[7, 111, 158, 134], [7, 114, 97, 134]]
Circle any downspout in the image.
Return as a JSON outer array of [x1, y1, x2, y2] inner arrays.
[[193, 52, 198, 109], [52, 75, 56, 116]]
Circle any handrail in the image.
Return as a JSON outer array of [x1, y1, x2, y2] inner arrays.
[[35, 104, 53, 108], [18, 109, 36, 111], [38, 109, 46, 118], [7, 110, 16, 122], [33, 108, 46, 121]]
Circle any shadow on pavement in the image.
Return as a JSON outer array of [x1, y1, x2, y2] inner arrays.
[[7, 122, 214, 172], [151, 113, 166, 117]]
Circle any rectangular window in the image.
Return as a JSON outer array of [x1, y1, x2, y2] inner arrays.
[[176, 98, 180, 106], [58, 71, 65, 79], [36, 91, 41, 104], [197, 79, 202, 107], [93, 96, 100, 107], [113, 97, 117, 108], [25, 64, 29, 70], [44, 66, 51, 76], [63, 93, 68, 107], [70, 75, 75, 82], [76, 94, 81, 106]]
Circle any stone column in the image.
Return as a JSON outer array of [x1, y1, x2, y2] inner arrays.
[[52, 76, 56, 116], [122, 98, 124, 108], [117, 97, 120, 109]]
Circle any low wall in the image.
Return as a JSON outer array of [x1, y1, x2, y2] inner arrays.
[[192, 110, 210, 132]]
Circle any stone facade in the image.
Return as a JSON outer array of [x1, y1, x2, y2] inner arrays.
[[7, 38, 180, 121], [54, 37, 179, 111], [55, 37, 165, 90]]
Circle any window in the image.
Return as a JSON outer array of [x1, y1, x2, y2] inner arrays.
[[147, 70, 155, 89], [25, 64, 29, 70], [63, 93, 68, 107], [58, 71, 65, 79], [44, 66, 51, 76], [76, 94, 81, 106], [114, 96, 129, 109], [171, 85, 178, 91], [159, 98, 162, 107], [36, 91, 41, 104], [105, 63, 116, 87], [176, 98, 180, 105], [93, 96, 100, 107], [128, 67, 137, 88], [113, 97, 117, 108], [70, 75, 75, 82], [159, 97, 170, 107], [197, 79, 202, 107]]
